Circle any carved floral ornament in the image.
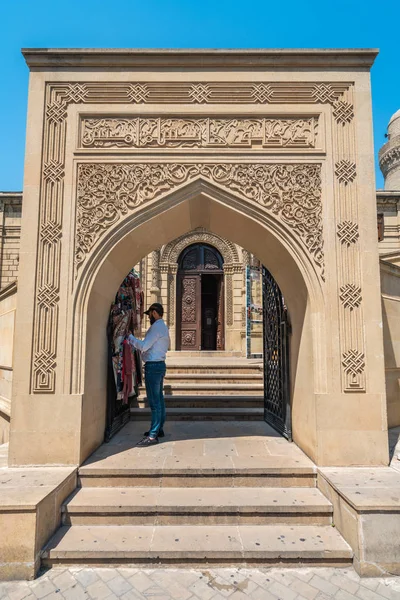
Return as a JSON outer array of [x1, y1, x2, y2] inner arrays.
[[32, 80, 354, 393], [75, 162, 323, 275], [161, 228, 239, 266]]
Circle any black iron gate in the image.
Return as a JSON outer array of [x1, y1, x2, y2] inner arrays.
[[262, 266, 292, 440]]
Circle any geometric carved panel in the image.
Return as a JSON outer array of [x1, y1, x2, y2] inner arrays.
[[337, 221, 359, 246], [342, 349, 365, 390], [335, 160, 356, 185], [339, 284, 362, 310], [333, 100, 354, 125]]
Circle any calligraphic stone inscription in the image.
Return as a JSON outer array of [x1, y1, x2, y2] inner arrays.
[[80, 116, 319, 149]]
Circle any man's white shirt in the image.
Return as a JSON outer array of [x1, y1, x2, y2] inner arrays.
[[128, 319, 170, 363]]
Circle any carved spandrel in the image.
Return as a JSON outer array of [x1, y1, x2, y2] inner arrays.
[[76, 162, 323, 276], [80, 117, 319, 150]]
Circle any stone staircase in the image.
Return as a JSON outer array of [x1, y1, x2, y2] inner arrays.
[[41, 421, 352, 569], [131, 355, 265, 421]]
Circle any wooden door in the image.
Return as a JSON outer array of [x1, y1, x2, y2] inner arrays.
[[216, 276, 225, 350], [177, 274, 201, 350]]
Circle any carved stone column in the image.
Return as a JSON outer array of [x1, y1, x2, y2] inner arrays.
[[168, 265, 178, 327], [150, 249, 161, 303], [224, 265, 234, 327], [242, 250, 251, 330]]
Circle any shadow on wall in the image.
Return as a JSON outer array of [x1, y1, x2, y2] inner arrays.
[[380, 261, 400, 429]]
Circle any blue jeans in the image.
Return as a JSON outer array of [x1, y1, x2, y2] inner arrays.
[[144, 361, 167, 438]]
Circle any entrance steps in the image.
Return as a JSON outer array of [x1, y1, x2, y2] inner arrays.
[[43, 524, 350, 567], [134, 356, 264, 417], [62, 486, 333, 526], [168, 351, 244, 358], [41, 421, 352, 569], [131, 407, 264, 420]]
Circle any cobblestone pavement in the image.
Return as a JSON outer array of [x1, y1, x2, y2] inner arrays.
[[1, 566, 400, 600]]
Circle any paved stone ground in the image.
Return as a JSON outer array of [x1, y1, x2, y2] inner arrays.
[[1, 566, 400, 600]]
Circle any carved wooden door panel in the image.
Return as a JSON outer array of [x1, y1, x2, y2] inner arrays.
[[178, 274, 201, 350]]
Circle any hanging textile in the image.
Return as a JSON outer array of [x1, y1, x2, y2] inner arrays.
[[109, 269, 143, 403]]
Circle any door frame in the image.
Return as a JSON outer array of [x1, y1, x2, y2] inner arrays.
[[176, 243, 225, 351]]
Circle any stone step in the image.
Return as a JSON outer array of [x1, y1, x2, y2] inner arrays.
[[168, 351, 244, 358], [135, 396, 264, 408], [130, 407, 264, 421], [42, 524, 352, 567], [139, 383, 264, 396], [164, 373, 264, 383], [166, 368, 263, 375], [62, 487, 333, 526], [79, 460, 316, 489], [166, 362, 263, 375]]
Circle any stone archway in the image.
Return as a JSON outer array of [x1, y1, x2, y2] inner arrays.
[[158, 228, 242, 350], [69, 180, 323, 464], [8, 51, 389, 470]]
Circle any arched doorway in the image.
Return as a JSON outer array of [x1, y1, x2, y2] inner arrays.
[[176, 243, 225, 351]]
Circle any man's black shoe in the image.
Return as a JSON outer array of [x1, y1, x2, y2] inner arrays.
[[137, 436, 159, 447], [144, 428, 165, 438]]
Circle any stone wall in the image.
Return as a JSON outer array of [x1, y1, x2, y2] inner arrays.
[[380, 260, 400, 427], [0, 194, 22, 289], [0, 282, 17, 443]]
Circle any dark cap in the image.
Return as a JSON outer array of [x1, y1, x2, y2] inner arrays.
[[144, 303, 164, 317]]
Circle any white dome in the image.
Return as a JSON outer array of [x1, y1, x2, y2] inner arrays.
[[389, 109, 400, 125]]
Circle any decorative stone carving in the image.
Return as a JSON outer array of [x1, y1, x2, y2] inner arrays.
[[46, 101, 67, 124], [127, 84, 150, 103], [32, 80, 350, 393], [168, 265, 178, 327], [251, 84, 273, 103], [339, 284, 362, 310], [311, 84, 337, 104], [189, 84, 212, 103], [226, 273, 233, 326], [335, 160, 357, 185], [76, 163, 323, 273], [80, 116, 319, 150], [342, 349, 365, 389], [63, 83, 89, 104], [333, 100, 354, 125], [42, 81, 345, 105], [337, 221, 359, 246], [162, 228, 239, 266], [331, 85, 366, 392], [379, 146, 400, 180], [43, 160, 65, 183], [151, 249, 160, 299]]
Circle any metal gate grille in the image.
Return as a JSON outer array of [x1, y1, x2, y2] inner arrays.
[[262, 266, 292, 440]]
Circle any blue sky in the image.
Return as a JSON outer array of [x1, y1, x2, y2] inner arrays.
[[0, 0, 399, 190]]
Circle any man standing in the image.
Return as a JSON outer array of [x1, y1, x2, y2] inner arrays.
[[128, 303, 170, 447]]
